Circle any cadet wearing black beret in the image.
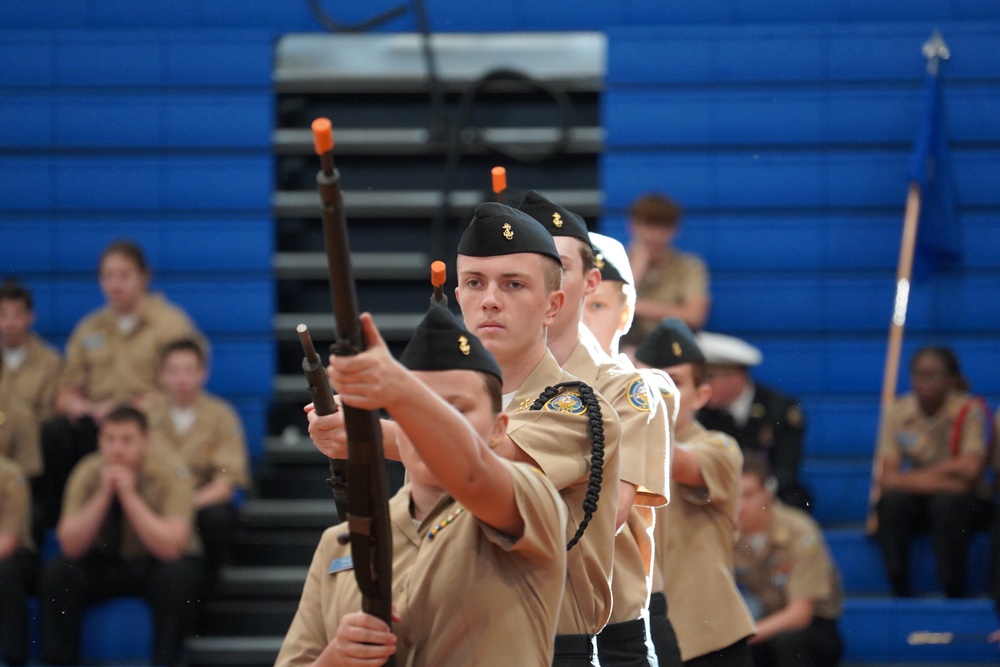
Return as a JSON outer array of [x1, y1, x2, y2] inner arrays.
[[635, 317, 706, 369], [516, 190, 592, 250], [400, 304, 502, 382]]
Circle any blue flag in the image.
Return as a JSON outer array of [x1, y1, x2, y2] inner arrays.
[[906, 67, 960, 276]]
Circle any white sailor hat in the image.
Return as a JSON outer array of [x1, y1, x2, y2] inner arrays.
[[694, 331, 763, 367], [588, 232, 634, 286]]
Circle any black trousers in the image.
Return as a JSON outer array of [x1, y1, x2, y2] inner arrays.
[[877, 489, 993, 597], [684, 637, 753, 667], [647, 592, 682, 667], [40, 553, 204, 667], [37, 415, 99, 529], [0, 549, 38, 667], [553, 632, 597, 667], [197, 501, 239, 592], [597, 616, 654, 667], [750, 617, 842, 667]]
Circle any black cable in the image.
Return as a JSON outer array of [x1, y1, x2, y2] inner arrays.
[[529, 382, 604, 551], [306, 0, 410, 33], [429, 67, 575, 262]]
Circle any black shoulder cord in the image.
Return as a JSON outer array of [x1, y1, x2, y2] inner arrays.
[[529, 382, 604, 551]]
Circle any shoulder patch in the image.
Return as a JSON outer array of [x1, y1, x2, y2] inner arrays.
[[543, 391, 587, 415], [626, 377, 651, 413], [328, 555, 353, 574]]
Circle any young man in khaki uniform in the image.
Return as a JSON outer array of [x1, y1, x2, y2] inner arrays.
[[584, 233, 684, 667], [735, 456, 844, 667], [0, 456, 37, 667], [636, 318, 756, 667], [280, 304, 568, 666], [0, 279, 62, 428], [620, 194, 710, 349], [520, 192, 671, 667], [39, 406, 203, 667], [148, 338, 250, 589], [309, 203, 622, 666], [39, 240, 198, 532]]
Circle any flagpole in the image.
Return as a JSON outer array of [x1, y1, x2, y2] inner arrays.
[[865, 30, 950, 535]]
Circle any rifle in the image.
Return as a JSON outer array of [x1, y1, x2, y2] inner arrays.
[[296, 323, 349, 521], [310, 117, 395, 644]]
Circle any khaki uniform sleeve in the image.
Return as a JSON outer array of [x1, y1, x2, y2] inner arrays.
[[0, 463, 32, 547], [679, 433, 743, 509], [211, 400, 250, 489], [7, 404, 41, 478], [479, 461, 568, 564], [158, 459, 196, 522], [876, 400, 905, 462], [275, 529, 340, 666], [57, 321, 92, 393], [62, 455, 102, 516], [508, 410, 594, 491], [786, 523, 836, 603], [32, 339, 63, 424], [680, 253, 710, 301], [956, 399, 987, 458], [614, 374, 670, 506]]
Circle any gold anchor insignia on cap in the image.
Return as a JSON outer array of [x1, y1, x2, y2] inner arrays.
[[502, 222, 513, 240], [672, 342, 682, 357], [552, 212, 563, 228], [595, 253, 605, 270], [458, 335, 471, 356]]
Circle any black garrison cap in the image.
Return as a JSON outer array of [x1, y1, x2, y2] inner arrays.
[[516, 190, 592, 249], [634, 317, 705, 369], [457, 202, 562, 266], [588, 232, 632, 285], [399, 305, 502, 384]]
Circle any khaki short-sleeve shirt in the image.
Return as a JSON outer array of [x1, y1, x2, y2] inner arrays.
[[0, 333, 62, 427], [276, 460, 568, 667], [58, 294, 196, 404], [734, 501, 844, 621], [0, 457, 35, 552], [62, 449, 200, 559], [0, 399, 41, 478], [505, 350, 621, 636], [627, 249, 710, 343], [148, 392, 250, 490], [655, 422, 755, 660], [562, 336, 672, 623]]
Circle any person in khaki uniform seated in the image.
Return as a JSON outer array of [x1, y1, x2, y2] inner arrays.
[[620, 194, 710, 351], [309, 203, 622, 667], [0, 279, 62, 428], [148, 337, 250, 590], [735, 455, 844, 667], [279, 305, 568, 666], [875, 346, 992, 598], [584, 233, 684, 667], [635, 318, 755, 667], [0, 457, 38, 667], [39, 406, 203, 667], [40, 240, 199, 533], [521, 189, 670, 667]]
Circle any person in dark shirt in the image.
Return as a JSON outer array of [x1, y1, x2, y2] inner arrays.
[[694, 331, 812, 512]]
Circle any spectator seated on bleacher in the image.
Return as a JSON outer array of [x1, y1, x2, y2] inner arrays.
[[39, 239, 200, 536], [0, 279, 62, 430], [0, 457, 38, 667], [695, 330, 813, 512], [148, 337, 250, 593], [735, 455, 844, 667], [620, 193, 711, 351], [39, 406, 203, 667], [875, 346, 993, 599]]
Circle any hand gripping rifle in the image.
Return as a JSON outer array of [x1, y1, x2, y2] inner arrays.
[[310, 118, 395, 646]]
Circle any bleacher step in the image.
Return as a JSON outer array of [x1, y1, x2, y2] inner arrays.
[[274, 251, 429, 280], [184, 635, 282, 667], [216, 566, 308, 599], [199, 599, 299, 637], [241, 499, 339, 530]]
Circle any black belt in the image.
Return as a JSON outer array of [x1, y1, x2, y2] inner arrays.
[[554, 633, 594, 659], [598, 617, 647, 643], [648, 591, 668, 618]]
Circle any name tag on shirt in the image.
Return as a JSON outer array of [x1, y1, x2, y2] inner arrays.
[[328, 555, 353, 574]]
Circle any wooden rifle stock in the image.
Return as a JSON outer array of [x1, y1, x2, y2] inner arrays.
[[311, 118, 395, 644]]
